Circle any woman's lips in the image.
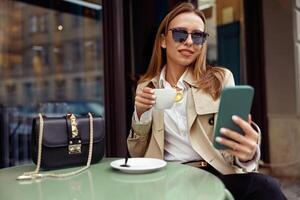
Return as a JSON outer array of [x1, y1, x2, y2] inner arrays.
[[178, 49, 194, 56]]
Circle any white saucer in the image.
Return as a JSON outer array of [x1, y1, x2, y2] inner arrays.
[[110, 158, 167, 174]]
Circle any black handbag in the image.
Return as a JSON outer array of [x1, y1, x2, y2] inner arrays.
[[17, 113, 105, 180]]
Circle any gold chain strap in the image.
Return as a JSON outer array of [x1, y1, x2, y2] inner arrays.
[[17, 113, 94, 180]]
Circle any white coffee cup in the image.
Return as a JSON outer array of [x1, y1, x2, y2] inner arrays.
[[153, 88, 177, 110]]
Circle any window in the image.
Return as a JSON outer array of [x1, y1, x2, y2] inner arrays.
[[55, 79, 66, 100], [32, 45, 50, 74], [85, 40, 97, 69], [29, 15, 38, 33], [39, 14, 48, 33], [72, 15, 81, 28], [41, 81, 49, 101], [29, 14, 49, 34], [72, 41, 82, 62], [23, 82, 33, 104], [93, 76, 103, 98], [74, 77, 84, 99], [6, 84, 16, 105], [53, 45, 64, 66], [0, 0, 104, 167]]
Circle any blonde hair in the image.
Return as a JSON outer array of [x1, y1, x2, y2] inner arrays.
[[139, 2, 225, 100]]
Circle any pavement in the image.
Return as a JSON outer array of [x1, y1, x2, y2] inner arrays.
[[280, 177, 300, 200]]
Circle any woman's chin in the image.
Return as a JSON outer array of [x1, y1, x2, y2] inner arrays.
[[177, 59, 194, 67]]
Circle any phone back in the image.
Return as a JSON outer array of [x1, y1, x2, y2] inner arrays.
[[213, 85, 254, 150]]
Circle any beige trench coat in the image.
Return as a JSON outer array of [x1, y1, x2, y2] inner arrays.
[[127, 68, 258, 174]]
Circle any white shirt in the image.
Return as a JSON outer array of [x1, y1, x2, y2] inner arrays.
[[133, 67, 260, 170], [134, 67, 201, 162]]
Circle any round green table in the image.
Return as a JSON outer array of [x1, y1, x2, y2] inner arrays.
[[0, 158, 234, 200]]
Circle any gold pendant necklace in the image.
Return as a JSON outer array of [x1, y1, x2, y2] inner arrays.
[[175, 90, 183, 102], [172, 85, 183, 102]]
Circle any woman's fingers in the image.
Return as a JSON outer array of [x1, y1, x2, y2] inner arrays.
[[215, 136, 256, 161], [136, 90, 155, 101], [215, 136, 252, 155], [248, 114, 252, 124], [135, 95, 155, 105], [135, 87, 156, 105], [135, 101, 152, 109], [232, 115, 258, 142], [135, 87, 156, 116], [216, 117, 258, 161], [219, 128, 257, 150], [142, 87, 154, 94]]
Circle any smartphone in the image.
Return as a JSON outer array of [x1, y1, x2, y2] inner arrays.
[[213, 85, 254, 150]]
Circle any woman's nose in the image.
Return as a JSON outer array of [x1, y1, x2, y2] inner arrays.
[[184, 34, 193, 46]]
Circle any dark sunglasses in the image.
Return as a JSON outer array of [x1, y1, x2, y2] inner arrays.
[[168, 28, 209, 45]]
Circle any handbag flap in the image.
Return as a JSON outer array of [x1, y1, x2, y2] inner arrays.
[[32, 116, 105, 148]]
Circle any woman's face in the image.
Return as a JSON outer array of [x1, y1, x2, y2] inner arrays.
[[161, 12, 205, 68]]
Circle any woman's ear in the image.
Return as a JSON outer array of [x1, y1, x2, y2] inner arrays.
[[160, 34, 166, 49]]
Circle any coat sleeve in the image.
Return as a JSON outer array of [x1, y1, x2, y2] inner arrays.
[[127, 82, 152, 157]]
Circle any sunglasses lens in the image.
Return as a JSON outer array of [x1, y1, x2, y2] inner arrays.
[[192, 32, 206, 45], [171, 29, 208, 45], [172, 29, 188, 43]]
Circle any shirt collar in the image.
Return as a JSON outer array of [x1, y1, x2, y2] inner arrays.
[[159, 66, 188, 90], [148, 66, 198, 89]]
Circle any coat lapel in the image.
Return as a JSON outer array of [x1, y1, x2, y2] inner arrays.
[[192, 88, 219, 115], [186, 88, 197, 131], [184, 68, 219, 131]]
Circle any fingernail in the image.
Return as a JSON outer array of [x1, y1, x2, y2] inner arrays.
[[220, 128, 226, 134], [150, 89, 154, 93], [232, 115, 238, 121], [151, 101, 155, 104], [216, 137, 222, 142], [152, 95, 156, 99]]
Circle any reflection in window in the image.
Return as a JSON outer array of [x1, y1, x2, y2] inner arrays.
[[55, 79, 66, 100], [85, 40, 97, 69], [42, 81, 49, 101], [53, 45, 64, 66], [39, 14, 48, 33], [23, 82, 33, 104], [0, 1, 104, 167], [72, 41, 82, 62], [72, 15, 81, 28], [29, 14, 49, 33], [96, 39, 102, 59], [29, 15, 38, 33], [55, 12, 63, 29], [32, 45, 50, 74], [74, 77, 84, 99], [94, 76, 103, 98], [43, 45, 50, 66], [6, 84, 16, 105]]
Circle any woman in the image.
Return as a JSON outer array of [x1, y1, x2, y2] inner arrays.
[[127, 2, 286, 200]]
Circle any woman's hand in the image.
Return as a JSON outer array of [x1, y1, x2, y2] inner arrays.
[[215, 115, 259, 162], [135, 87, 156, 119]]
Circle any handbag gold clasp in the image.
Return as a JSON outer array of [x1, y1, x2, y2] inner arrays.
[[68, 114, 81, 154], [69, 144, 81, 154], [69, 114, 79, 138]]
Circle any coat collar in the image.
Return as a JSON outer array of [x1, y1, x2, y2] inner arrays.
[[146, 67, 219, 115], [148, 67, 198, 89], [182, 67, 198, 87]]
